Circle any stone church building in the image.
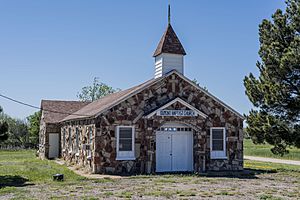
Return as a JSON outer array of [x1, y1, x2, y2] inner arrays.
[[39, 11, 244, 174]]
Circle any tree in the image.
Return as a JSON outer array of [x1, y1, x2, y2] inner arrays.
[[0, 112, 28, 147], [0, 106, 9, 142], [77, 77, 121, 101], [244, 0, 300, 155], [27, 111, 41, 147]]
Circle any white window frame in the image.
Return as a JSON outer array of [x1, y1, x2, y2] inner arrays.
[[210, 127, 227, 159], [75, 128, 79, 155], [68, 128, 72, 153], [62, 128, 66, 148], [116, 126, 135, 160], [88, 127, 93, 158]]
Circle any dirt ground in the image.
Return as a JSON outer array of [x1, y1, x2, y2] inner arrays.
[[1, 170, 299, 200]]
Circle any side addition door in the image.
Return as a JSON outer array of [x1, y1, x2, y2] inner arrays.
[[49, 133, 59, 158]]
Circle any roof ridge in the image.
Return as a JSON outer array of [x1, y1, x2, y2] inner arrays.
[[41, 99, 89, 103]]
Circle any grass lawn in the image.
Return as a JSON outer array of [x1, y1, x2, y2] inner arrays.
[[0, 150, 84, 183], [244, 139, 300, 161], [0, 150, 299, 200]]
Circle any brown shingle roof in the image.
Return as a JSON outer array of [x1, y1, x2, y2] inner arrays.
[[62, 78, 157, 122], [153, 24, 186, 57], [41, 100, 90, 124]]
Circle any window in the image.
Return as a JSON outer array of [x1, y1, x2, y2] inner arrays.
[[68, 128, 72, 149], [158, 127, 192, 132], [75, 128, 79, 153], [88, 127, 93, 157], [116, 126, 135, 160], [210, 127, 226, 159], [89, 127, 93, 145], [62, 128, 66, 148]]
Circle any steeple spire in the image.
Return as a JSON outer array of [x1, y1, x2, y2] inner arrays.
[[168, 3, 171, 25]]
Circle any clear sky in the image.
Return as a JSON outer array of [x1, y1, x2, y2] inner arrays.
[[0, 0, 286, 119]]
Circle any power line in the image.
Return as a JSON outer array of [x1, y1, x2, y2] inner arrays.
[[0, 93, 91, 117]]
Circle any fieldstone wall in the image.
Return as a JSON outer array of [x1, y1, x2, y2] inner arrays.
[[91, 73, 243, 174], [60, 121, 96, 173], [38, 116, 47, 159]]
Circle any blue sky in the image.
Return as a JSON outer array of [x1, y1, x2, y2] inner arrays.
[[0, 0, 286, 119]]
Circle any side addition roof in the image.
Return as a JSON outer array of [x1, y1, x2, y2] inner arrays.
[[41, 100, 90, 124], [153, 24, 186, 57]]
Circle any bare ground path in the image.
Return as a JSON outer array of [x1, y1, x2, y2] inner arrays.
[[245, 155, 300, 166], [54, 158, 123, 179]]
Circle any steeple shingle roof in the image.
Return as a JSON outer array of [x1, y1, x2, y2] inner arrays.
[[153, 24, 186, 57]]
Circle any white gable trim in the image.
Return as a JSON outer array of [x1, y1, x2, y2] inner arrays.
[[172, 71, 244, 119], [92, 70, 244, 120], [145, 97, 208, 119]]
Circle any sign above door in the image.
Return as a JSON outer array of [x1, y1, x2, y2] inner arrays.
[[145, 97, 208, 119], [158, 110, 196, 117]]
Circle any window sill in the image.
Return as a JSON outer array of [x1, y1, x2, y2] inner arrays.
[[211, 157, 228, 160], [116, 157, 136, 161]]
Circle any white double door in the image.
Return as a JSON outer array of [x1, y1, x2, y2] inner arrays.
[[156, 130, 193, 172]]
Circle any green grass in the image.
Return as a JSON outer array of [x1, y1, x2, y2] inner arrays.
[[244, 139, 300, 161], [245, 160, 300, 173], [0, 150, 85, 185]]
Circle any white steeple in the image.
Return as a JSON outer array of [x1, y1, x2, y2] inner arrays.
[[153, 4, 186, 79]]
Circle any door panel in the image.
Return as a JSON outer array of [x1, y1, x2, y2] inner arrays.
[[156, 132, 172, 172], [172, 132, 187, 171], [187, 132, 194, 171], [49, 133, 59, 158]]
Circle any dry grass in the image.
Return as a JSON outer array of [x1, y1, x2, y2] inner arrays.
[[0, 150, 300, 199]]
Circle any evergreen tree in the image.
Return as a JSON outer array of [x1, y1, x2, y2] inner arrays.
[[0, 106, 9, 142], [244, 0, 300, 155]]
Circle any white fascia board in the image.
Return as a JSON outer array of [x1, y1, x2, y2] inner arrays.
[[145, 97, 208, 119], [92, 70, 244, 120], [171, 71, 245, 120]]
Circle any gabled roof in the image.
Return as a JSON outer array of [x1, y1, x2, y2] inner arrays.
[[62, 78, 158, 122], [41, 100, 90, 124], [153, 24, 186, 57], [62, 70, 244, 122], [145, 97, 208, 119]]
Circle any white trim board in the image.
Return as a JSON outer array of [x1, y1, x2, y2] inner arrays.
[[145, 97, 208, 119], [63, 70, 244, 121], [94, 70, 244, 120]]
